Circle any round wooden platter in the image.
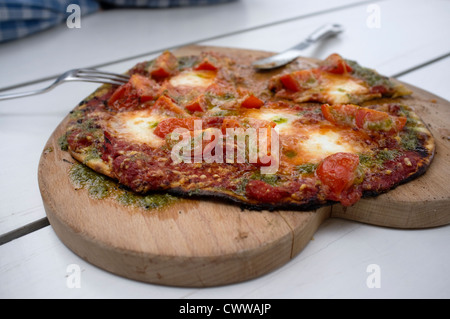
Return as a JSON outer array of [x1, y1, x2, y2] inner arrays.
[[38, 45, 450, 287]]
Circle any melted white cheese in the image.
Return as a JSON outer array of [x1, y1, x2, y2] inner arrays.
[[169, 70, 215, 88], [299, 129, 357, 162], [248, 109, 298, 133], [107, 110, 165, 148], [322, 74, 369, 103]]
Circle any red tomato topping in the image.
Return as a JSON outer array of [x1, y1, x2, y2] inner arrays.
[[321, 104, 358, 127], [322, 104, 407, 134], [245, 180, 289, 203], [129, 74, 158, 102], [279, 74, 301, 92], [194, 53, 220, 71], [149, 51, 178, 79], [279, 69, 321, 92], [320, 53, 353, 74], [194, 60, 218, 71], [316, 152, 360, 196], [355, 107, 407, 133], [184, 97, 205, 113], [108, 84, 131, 108], [153, 117, 199, 138], [221, 118, 241, 134], [241, 95, 264, 109], [108, 74, 159, 110], [153, 95, 187, 116]]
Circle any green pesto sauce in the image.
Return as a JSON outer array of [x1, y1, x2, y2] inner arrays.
[[346, 59, 392, 88], [358, 149, 401, 170], [284, 149, 297, 158], [272, 117, 288, 124], [250, 171, 279, 186], [58, 133, 69, 151], [358, 153, 373, 167], [400, 129, 420, 151], [395, 105, 421, 151], [234, 177, 249, 195], [69, 109, 84, 119], [69, 163, 178, 210], [296, 163, 318, 175], [376, 149, 401, 162]]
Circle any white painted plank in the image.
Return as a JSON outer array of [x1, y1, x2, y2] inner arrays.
[[0, 226, 195, 298], [201, 0, 450, 77], [1, 219, 449, 298], [0, 0, 368, 90], [398, 57, 450, 101]]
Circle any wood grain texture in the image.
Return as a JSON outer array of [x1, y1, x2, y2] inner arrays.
[[38, 45, 450, 287]]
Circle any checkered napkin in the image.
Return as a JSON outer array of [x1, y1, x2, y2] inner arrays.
[[0, 0, 99, 43], [0, 0, 234, 43]]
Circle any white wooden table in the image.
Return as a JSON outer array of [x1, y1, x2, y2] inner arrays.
[[1, 0, 450, 299]]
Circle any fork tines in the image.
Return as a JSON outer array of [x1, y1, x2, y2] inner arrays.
[[76, 68, 130, 86]]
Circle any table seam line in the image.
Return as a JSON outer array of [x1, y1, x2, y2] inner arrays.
[[392, 52, 450, 78], [0, 217, 50, 246]]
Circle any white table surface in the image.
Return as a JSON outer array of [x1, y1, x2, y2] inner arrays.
[[1, 0, 449, 299]]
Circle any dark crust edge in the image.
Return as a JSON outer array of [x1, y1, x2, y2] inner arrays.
[[165, 187, 334, 212]]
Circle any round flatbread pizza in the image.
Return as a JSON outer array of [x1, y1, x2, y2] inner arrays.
[[59, 50, 435, 210]]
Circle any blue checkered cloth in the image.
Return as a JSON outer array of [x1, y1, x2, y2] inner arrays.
[[0, 0, 234, 43]]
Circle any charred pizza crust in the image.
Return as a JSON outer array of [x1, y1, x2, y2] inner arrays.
[[61, 50, 435, 210]]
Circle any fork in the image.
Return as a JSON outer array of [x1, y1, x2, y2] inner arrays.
[[252, 23, 344, 70], [0, 68, 130, 101]]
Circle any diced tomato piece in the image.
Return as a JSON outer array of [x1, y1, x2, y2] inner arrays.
[[321, 104, 359, 126], [320, 53, 353, 74], [129, 74, 158, 102], [151, 67, 170, 79], [394, 116, 407, 131], [153, 95, 187, 116], [194, 53, 220, 71], [316, 152, 360, 196], [153, 117, 199, 138], [185, 96, 204, 113], [108, 74, 160, 109], [108, 84, 129, 107], [279, 74, 301, 92], [241, 95, 264, 109], [355, 108, 407, 133], [245, 180, 289, 203], [194, 60, 218, 71], [107, 82, 142, 110], [149, 51, 178, 79], [279, 69, 321, 92]]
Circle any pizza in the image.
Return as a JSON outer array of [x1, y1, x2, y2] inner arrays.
[[60, 50, 435, 210]]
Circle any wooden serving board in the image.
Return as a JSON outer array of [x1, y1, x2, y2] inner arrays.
[[38, 45, 450, 287]]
